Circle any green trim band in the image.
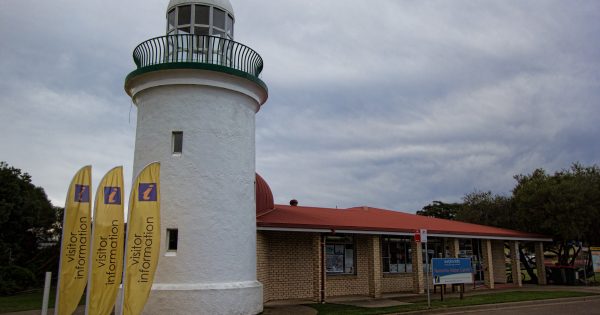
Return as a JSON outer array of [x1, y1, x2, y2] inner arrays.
[[125, 62, 268, 92]]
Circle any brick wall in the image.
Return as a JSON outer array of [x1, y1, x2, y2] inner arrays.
[[491, 240, 507, 284], [325, 235, 371, 297], [259, 231, 501, 302], [260, 231, 315, 301], [381, 273, 413, 293], [509, 241, 522, 286], [367, 236, 382, 297], [411, 240, 425, 293], [481, 239, 495, 288], [535, 242, 547, 285], [312, 234, 323, 301], [447, 238, 460, 257], [256, 231, 270, 301]]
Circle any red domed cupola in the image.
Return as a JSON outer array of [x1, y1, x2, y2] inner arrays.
[[255, 173, 274, 214]]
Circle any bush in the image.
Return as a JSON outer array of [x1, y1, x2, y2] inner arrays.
[[0, 266, 36, 295]]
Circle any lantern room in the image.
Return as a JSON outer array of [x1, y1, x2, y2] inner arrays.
[[167, 0, 235, 39]]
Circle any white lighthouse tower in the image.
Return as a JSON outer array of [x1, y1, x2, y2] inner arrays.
[[124, 0, 268, 313]]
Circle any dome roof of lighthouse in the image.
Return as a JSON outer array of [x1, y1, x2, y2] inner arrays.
[[168, 0, 234, 16], [255, 173, 274, 215]]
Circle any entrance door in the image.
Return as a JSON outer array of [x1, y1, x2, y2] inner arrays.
[[459, 239, 485, 284]]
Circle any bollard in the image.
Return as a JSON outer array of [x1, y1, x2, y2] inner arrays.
[[41, 272, 52, 315]]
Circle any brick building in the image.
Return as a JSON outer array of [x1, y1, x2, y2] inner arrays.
[[254, 174, 551, 303]]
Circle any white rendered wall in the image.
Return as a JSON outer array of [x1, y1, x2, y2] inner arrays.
[[127, 69, 267, 314]]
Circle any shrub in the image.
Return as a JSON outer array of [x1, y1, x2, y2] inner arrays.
[[0, 265, 36, 295]]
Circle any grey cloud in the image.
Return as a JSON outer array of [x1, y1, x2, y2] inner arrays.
[[1, 0, 599, 213]]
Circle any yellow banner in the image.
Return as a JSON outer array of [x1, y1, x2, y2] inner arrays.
[[86, 167, 125, 315], [55, 166, 92, 315], [123, 162, 161, 315]]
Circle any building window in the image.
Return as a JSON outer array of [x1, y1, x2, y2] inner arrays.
[[172, 131, 183, 154], [167, 229, 178, 251], [422, 237, 445, 272], [460, 239, 484, 281], [325, 235, 355, 274], [382, 236, 412, 273]]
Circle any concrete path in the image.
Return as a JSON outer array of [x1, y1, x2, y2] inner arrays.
[[342, 299, 412, 308], [262, 304, 318, 315]]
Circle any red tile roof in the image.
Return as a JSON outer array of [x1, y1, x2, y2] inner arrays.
[[257, 204, 551, 241]]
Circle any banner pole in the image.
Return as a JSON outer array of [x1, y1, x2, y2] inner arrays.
[[54, 194, 69, 315], [84, 203, 97, 315], [118, 176, 135, 315]]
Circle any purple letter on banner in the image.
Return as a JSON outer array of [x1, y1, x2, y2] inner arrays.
[[75, 185, 90, 203], [139, 183, 157, 202], [104, 187, 122, 205]]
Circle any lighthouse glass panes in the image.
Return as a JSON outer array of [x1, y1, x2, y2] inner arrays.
[[195, 5, 210, 35], [167, 4, 234, 39]]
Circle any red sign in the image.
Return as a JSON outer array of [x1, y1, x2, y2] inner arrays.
[[414, 230, 421, 242], [414, 229, 428, 243]]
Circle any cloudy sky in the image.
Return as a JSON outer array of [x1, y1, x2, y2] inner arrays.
[[1, 0, 599, 212]]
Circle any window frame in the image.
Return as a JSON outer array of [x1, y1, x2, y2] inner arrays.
[[172, 131, 183, 155], [325, 234, 356, 275], [422, 237, 445, 272], [166, 228, 178, 256], [381, 236, 413, 274]]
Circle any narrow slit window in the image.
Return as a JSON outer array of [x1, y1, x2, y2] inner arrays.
[[167, 229, 178, 251], [172, 131, 183, 154]]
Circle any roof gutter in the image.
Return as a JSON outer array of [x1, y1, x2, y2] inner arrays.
[[256, 227, 552, 242]]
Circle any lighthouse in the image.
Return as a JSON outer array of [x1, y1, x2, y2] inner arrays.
[[124, 0, 268, 313]]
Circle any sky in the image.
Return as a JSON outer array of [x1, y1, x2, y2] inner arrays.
[[1, 0, 599, 212]]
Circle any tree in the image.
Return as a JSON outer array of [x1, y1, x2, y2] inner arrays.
[[458, 191, 514, 228], [419, 163, 600, 283], [0, 162, 61, 294], [416, 201, 461, 220], [512, 163, 600, 266]]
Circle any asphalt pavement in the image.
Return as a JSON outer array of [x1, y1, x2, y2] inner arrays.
[[424, 296, 600, 315]]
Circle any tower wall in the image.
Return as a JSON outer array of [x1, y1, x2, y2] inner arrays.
[[127, 69, 267, 314]]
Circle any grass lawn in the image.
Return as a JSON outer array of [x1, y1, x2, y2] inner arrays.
[[0, 289, 55, 314], [307, 291, 598, 315], [0, 289, 84, 314]]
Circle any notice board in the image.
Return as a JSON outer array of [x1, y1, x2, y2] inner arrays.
[[591, 247, 600, 273], [432, 258, 473, 285]]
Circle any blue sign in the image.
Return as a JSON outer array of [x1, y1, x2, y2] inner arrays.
[[74, 185, 90, 203], [104, 187, 122, 205], [138, 183, 157, 201], [432, 258, 473, 285]]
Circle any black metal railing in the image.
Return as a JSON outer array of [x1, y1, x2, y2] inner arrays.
[[132, 34, 264, 77]]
